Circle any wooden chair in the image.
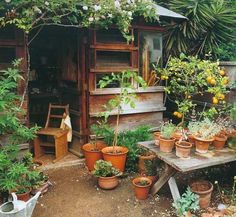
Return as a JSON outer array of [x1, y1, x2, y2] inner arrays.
[[34, 104, 69, 163]]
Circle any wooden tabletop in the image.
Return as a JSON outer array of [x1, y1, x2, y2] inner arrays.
[[138, 141, 236, 173]]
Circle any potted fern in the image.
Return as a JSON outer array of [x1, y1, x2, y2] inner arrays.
[[99, 70, 146, 172], [159, 121, 176, 153], [92, 160, 121, 190], [173, 187, 199, 217]]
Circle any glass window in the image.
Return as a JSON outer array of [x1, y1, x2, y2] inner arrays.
[[139, 31, 162, 86]]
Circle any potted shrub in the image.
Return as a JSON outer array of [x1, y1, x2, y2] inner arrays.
[[190, 180, 213, 209], [82, 123, 110, 171], [176, 141, 192, 158], [132, 177, 152, 200], [92, 160, 121, 190], [173, 187, 200, 217], [159, 121, 176, 153], [188, 119, 221, 153], [99, 70, 146, 172]]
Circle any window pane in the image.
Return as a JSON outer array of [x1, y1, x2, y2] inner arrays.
[[0, 47, 16, 63], [139, 31, 162, 86], [96, 29, 127, 44]]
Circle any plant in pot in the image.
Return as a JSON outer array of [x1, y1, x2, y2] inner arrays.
[[98, 70, 146, 172], [188, 118, 221, 154], [92, 160, 121, 190], [132, 176, 152, 200], [82, 122, 112, 171], [190, 180, 213, 209], [159, 121, 176, 153], [173, 187, 199, 217]]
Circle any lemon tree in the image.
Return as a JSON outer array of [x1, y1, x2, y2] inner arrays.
[[157, 54, 229, 124]]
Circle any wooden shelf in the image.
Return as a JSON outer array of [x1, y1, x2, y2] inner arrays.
[[90, 68, 139, 73], [90, 44, 138, 51]]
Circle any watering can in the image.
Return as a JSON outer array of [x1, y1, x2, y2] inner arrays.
[[0, 192, 41, 217]]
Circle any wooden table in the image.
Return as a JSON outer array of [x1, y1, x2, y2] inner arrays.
[[34, 128, 69, 163], [138, 140, 236, 201]]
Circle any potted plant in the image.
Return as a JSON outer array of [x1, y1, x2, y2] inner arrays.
[[188, 119, 221, 153], [159, 121, 176, 153], [82, 122, 110, 171], [173, 187, 200, 217], [190, 180, 213, 209], [132, 176, 152, 200], [176, 141, 192, 158], [92, 160, 121, 190], [99, 70, 146, 172]]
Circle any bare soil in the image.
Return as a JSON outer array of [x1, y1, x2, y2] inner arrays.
[[33, 165, 176, 217]]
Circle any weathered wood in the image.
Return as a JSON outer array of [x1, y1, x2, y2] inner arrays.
[[138, 141, 236, 172], [168, 177, 180, 202], [150, 163, 176, 195]]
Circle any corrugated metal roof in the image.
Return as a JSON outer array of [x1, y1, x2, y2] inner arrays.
[[154, 4, 187, 19]]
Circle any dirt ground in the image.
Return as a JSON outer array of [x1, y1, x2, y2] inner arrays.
[[33, 165, 176, 217]]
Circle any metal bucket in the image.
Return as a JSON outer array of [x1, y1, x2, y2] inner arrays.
[[0, 200, 26, 217]]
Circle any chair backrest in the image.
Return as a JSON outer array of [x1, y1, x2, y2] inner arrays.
[[45, 103, 69, 128]]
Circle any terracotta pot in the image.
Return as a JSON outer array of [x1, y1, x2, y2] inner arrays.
[[213, 135, 227, 150], [194, 137, 214, 154], [16, 187, 31, 202], [132, 177, 152, 200], [159, 136, 175, 153], [188, 134, 195, 146], [153, 132, 161, 146], [98, 176, 119, 190], [190, 180, 213, 209], [176, 141, 192, 158], [138, 154, 156, 175], [174, 132, 182, 141], [82, 141, 106, 171], [101, 146, 128, 172]]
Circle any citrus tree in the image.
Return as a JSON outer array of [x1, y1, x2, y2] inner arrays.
[[157, 54, 229, 124]]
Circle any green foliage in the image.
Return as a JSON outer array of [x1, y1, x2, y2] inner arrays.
[[157, 54, 228, 124], [144, 157, 158, 176], [137, 179, 150, 186], [231, 103, 236, 121], [173, 187, 200, 217], [92, 160, 121, 177], [0, 0, 157, 40], [0, 145, 41, 194], [162, 0, 236, 58], [0, 60, 39, 144], [160, 121, 176, 139], [213, 42, 236, 61]]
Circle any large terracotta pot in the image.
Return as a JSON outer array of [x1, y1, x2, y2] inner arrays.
[[159, 136, 175, 153], [138, 154, 156, 175], [176, 141, 192, 158], [82, 141, 106, 171], [132, 177, 152, 200], [213, 135, 227, 150], [190, 180, 213, 209], [101, 146, 128, 172], [98, 176, 119, 190], [153, 132, 161, 146], [16, 187, 31, 202], [194, 137, 214, 154]]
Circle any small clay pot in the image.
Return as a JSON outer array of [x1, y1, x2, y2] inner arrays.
[[188, 134, 195, 146], [16, 187, 31, 202], [159, 136, 175, 153], [175, 141, 192, 158], [153, 132, 161, 146], [190, 180, 213, 209], [102, 146, 129, 172], [138, 154, 156, 175], [132, 177, 152, 200], [82, 141, 106, 171], [173, 132, 182, 141], [213, 135, 227, 150], [98, 176, 119, 190], [194, 137, 214, 154]]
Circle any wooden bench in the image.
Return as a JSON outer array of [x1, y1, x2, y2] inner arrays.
[[138, 140, 236, 202]]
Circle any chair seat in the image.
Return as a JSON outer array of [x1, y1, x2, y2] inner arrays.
[[37, 127, 68, 138]]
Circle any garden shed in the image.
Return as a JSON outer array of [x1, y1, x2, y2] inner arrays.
[[0, 4, 186, 155]]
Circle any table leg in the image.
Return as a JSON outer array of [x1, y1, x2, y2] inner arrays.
[[168, 177, 180, 202], [150, 163, 177, 195]]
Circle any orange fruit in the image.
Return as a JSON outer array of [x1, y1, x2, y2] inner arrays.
[[219, 70, 225, 76], [206, 76, 212, 83], [177, 113, 183, 118], [173, 111, 178, 116], [218, 94, 225, 100], [222, 77, 229, 85], [212, 97, 218, 104], [209, 78, 216, 85]]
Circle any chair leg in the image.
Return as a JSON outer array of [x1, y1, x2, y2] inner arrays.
[[53, 134, 68, 163], [34, 137, 44, 158]]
